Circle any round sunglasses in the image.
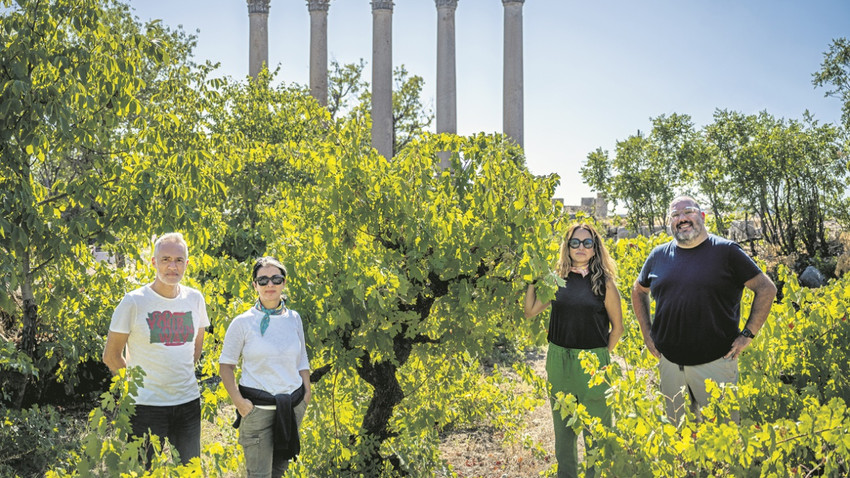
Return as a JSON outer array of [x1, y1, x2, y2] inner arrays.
[[568, 238, 594, 249]]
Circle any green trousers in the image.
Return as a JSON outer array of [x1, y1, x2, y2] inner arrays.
[[546, 343, 611, 478]]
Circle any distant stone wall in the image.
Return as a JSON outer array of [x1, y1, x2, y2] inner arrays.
[[558, 195, 608, 219]]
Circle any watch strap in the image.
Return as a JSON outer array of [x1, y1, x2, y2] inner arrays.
[[739, 327, 755, 339]]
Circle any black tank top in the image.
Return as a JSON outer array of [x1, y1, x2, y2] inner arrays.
[[547, 272, 610, 349]]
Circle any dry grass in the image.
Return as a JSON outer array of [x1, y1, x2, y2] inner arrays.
[[438, 349, 557, 478], [437, 350, 642, 478]]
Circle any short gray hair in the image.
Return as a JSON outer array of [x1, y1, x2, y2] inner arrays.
[[153, 232, 189, 257]]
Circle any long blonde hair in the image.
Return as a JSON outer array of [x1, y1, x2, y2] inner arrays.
[[555, 223, 617, 296]]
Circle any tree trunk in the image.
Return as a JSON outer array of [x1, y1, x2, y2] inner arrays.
[[12, 252, 37, 409], [354, 332, 414, 475], [355, 354, 405, 474]]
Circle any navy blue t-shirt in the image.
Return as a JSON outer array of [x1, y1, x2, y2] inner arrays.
[[548, 272, 610, 349], [637, 235, 762, 365]]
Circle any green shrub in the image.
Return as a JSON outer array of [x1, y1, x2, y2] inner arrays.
[[0, 404, 85, 477]]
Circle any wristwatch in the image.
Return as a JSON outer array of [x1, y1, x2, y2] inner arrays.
[[739, 327, 755, 339]]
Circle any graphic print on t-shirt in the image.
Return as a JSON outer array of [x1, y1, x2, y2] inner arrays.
[[146, 310, 195, 346]]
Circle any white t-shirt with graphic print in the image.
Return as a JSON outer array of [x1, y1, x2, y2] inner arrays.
[[219, 307, 310, 396], [109, 284, 210, 406]]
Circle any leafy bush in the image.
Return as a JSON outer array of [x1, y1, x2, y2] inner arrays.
[[0, 404, 84, 477]]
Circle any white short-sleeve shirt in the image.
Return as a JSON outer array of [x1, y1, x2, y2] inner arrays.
[[109, 284, 210, 406], [219, 307, 310, 395]]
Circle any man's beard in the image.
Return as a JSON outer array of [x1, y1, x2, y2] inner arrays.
[[673, 220, 702, 243]]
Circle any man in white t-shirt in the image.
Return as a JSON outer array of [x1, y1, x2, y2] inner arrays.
[[102, 232, 210, 466]]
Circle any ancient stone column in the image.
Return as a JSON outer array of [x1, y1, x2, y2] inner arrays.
[[371, 1, 394, 159], [502, 0, 524, 148], [308, 0, 330, 106], [436, 0, 458, 169], [247, 0, 271, 78]]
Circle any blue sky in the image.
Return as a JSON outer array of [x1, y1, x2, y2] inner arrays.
[[128, 0, 848, 206]]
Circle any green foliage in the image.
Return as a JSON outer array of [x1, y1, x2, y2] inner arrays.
[[48, 366, 150, 477], [0, 404, 84, 478], [391, 66, 433, 155], [322, 60, 435, 156], [51, 366, 238, 476], [813, 37, 850, 130], [584, 108, 849, 257], [743, 266, 850, 420], [0, 340, 38, 399], [581, 116, 690, 233], [0, 0, 229, 406], [203, 69, 327, 262], [327, 59, 368, 120], [5, 4, 849, 477], [238, 127, 559, 473], [720, 111, 846, 257], [14, 228, 850, 478]]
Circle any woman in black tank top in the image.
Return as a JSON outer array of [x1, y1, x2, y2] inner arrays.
[[523, 223, 624, 478]]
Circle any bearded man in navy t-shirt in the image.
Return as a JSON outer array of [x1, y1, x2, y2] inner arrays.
[[631, 196, 776, 423]]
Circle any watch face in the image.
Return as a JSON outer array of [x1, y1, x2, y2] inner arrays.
[[741, 328, 754, 338]]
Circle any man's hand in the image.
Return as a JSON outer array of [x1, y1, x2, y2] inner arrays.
[[724, 335, 752, 360], [643, 335, 661, 359], [631, 280, 660, 359]]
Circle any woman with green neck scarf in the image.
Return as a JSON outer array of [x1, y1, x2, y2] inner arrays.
[[219, 257, 311, 477]]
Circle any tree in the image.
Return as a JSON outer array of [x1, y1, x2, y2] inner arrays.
[[236, 130, 560, 474], [720, 112, 847, 257], [204, 69, 330, 262], [327, 59, 368, 120], [698, 109, 756, 237], [0, 0, 227, 407], [813, 37, 850, 130], [583, 123, 681, 233], [579, 147, 612, 208], [391, 66, 433, 156], [325, 61, 434, 157]]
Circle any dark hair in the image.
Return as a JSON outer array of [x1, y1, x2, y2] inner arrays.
[[252, 256, 287, 280], [252, 256, 288, 305]]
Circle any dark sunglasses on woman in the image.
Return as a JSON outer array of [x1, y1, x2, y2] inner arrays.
[[254, 275, 285, 286], [568, 238, 594, 249]]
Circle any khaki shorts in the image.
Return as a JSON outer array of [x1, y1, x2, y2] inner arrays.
[[658, 354, 738, 424]]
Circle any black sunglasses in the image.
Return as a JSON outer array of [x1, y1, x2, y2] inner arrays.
[[254, 275, 285, 286], [568, 238, 595, 249]]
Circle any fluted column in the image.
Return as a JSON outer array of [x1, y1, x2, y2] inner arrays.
[[308, 0, 330, 106], [247, 0, 271, 78], [502, 0, 524, 148], [436, 0, 458, 169], [371, 1, 394, 159]]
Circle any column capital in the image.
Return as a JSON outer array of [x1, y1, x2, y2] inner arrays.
[[247, 0, 270, 14], [502, 0, 524, 5], [435, 0, 458, 9], [371, 1, 394, 12], [307, 0, 330, 12]]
